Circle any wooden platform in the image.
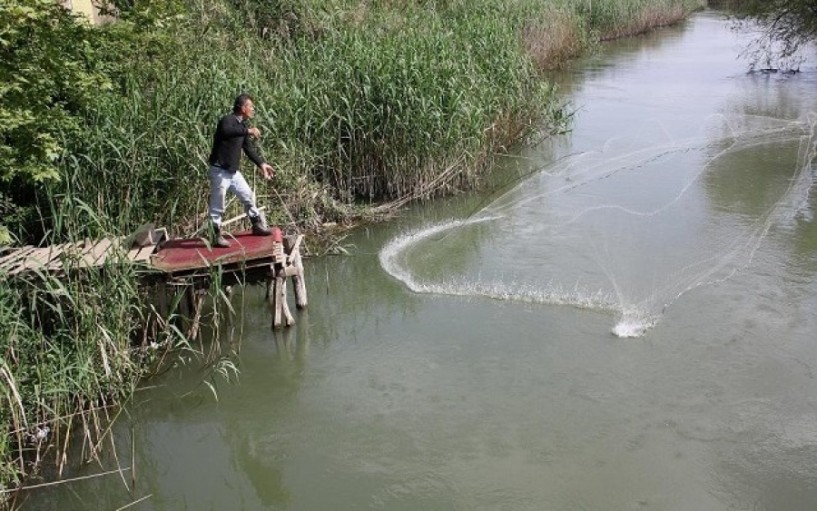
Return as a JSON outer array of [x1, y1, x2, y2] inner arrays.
[[151, 231, 281, 276], [150, 229, 306, 329], [0, 224, 307, 329]]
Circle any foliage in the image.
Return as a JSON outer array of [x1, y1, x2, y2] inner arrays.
[[0, 0, 115, 244], [725, 0, 817, 70]]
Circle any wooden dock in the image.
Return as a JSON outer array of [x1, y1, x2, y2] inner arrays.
[[0, 235, 157, 277], [0, 224, 307, 329]]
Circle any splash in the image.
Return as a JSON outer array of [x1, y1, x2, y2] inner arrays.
[[378, 217, 496, 293], [379, 218, 623, 311], [612, 313, 657, 338], [379, 113, 817, 338]]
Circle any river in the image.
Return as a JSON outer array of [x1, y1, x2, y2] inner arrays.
[[26, 10, 817, 511]]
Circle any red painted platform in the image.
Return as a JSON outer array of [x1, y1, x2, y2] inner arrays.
[[151, 230, 278, 274]]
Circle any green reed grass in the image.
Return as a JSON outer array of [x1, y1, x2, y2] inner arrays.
[[53, 0, 560, 239], [0, 253, 142, 501], [50, 0, 701, 242], [0, 195, 238, 504]]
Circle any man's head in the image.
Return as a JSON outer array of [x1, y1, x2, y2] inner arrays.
[[233, 94, 255, 119]]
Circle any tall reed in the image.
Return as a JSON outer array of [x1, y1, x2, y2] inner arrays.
[[0, 195, 237, 504], [51, 0, 564, 240], [0, 247, 142, 501]]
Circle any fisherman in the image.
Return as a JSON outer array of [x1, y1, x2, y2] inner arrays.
[[207, 93, 275, 248]]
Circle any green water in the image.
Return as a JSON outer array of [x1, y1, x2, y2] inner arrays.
[[24, 11, 817, 511]]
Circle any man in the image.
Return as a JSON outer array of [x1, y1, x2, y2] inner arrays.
[[207, 93, 276, 248]]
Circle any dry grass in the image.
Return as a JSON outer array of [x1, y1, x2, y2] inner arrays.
[[523, 9, 588, 70], [600, 4, 689, 41]]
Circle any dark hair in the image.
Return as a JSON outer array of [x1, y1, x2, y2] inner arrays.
[[233, 93, 253, 113]]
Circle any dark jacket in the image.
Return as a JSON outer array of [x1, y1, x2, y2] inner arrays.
[[208, 114, 265, 172]]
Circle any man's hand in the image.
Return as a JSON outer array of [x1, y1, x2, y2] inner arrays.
[[260, 163, 275, 180], [248, 127, 261, 139]]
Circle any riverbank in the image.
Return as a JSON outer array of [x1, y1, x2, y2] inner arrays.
[[0, 0, 705, 503]]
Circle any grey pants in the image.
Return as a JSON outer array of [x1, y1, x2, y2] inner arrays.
[[208, 165, 260, 227]]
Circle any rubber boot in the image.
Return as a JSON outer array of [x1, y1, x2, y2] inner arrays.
[[250, 213, 272, 236], [212, 224, 231, 248]]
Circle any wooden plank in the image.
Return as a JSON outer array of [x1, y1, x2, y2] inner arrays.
[[71, 238, 97, 264], [133, 244, 158, 262], [127, 244, 143, 262], [129, 244, 146, 262], [5, 238, 127, 275], [54, 240, 86, 259], [43, 243, 75, 271], [6, 247, 62, 275], [81, 238, 114, 268], [1, 252, 31, 275], [9, 248, 48, 275], [0, 247, 26, 266], [56, 240, 92, 267], [0, 243, 86, 276], [27, 246, 62, 270], [0, 246, 36, 269], [84, 237, 122, 265]]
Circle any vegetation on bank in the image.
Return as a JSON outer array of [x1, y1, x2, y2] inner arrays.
[[2, 0, 705, 244], [1, 0, 703, 499]]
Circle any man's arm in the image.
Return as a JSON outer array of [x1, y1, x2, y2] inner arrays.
[[242, 124, 274, 179], [242, 133, 265, 167]]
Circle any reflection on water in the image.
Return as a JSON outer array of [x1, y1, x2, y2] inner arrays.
[[24, 10, 817, 511]]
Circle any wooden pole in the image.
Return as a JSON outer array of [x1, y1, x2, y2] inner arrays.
[[268, 264, 280, 329], [272, 274, 283, 328], [279, 269, 294, 327], [269, 267, 295, 329], [185, 285, 195, 321], [284, 235, 308, 309], [187, 289, 205, 340], [266, 235, 308, 329]]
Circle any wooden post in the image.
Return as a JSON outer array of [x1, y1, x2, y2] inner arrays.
[[284, 235, 308, 309], [188, 289, 206, 340], [157, 282, 168, 318], [270, 268, 295, 329], [291, 249, 307, 310], [271, 274, 283, 328], [267, 234, 307, 329], [151, 281, 169, 342], [185, 285, 195, 321], [267, 270, 277, 328], [279, 268, 294, 327]]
